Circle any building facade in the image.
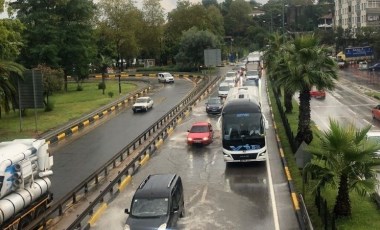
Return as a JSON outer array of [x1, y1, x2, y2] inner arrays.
[[335, 0, 380, 33]]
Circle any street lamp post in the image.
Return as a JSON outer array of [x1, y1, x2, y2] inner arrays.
[[230, 38, 233, 62], [282, 1, 285, 43], [118, 56, 122, 95]]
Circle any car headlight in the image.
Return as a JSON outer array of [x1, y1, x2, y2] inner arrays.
[[124, 224, 130, 230], [203, 137, 209, 140], [187, 137, 193, 141], [158, 223, 167, 230]]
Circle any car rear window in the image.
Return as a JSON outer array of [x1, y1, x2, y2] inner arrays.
[[190, 125, 209, 133]]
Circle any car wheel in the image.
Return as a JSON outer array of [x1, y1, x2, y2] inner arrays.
[[133, 109, 136, 113]]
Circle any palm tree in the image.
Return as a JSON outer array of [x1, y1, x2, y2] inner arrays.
[[305, 119, 380, 217], [263, 32, 294, 113], [275, 34, 338, 146], [0, 60, 25, 118]]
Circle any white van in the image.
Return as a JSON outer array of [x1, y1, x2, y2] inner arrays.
[[158, 72, 174, 83]]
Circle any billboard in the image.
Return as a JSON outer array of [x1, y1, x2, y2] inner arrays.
[[344, 46, 374, 58], [18, 69, 44, 109], [204, 49, 222, 67]]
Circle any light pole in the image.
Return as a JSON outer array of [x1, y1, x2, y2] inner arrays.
[[230, 38, 233, 62], [282, 1, 285, 43]]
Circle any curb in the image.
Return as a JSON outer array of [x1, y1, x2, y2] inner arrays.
[[265, 81, 305, 230]]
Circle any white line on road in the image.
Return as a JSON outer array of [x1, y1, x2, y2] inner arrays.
[[266, 147, 280, 230], [201, 185, 208, 203]]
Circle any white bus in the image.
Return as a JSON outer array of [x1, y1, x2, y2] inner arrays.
[[220, 86, 268, 162]]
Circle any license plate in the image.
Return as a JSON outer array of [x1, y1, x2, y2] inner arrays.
[[194, 140, 201, 143]]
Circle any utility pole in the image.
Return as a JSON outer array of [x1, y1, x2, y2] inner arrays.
[[282, 1, 285, 44]]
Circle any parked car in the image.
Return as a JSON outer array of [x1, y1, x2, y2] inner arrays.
[[372, 104, 380, 120], [366, 131, 380, 158], [187, 122, 213, 145], [310, 88, 326, 99], [368, 63, 380, 71], [125, 174, 185, 230], [206, 97, 223, 114], [158, 72, 174, 83], [218, 82, 231, 98], [132, 96, 154, 112]]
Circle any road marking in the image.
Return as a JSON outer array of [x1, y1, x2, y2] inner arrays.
[[266, 149, 280, 230], [201, 186, 208, 203], [88, 203, 108, 226]]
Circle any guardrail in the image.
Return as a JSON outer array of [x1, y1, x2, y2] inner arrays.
[[39, 79, 151, 144], [27, 74, 220, 229]]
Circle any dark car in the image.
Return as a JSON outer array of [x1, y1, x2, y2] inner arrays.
[[125, 174, 185, 230], [368, 63, 380, 71], [206, 97, 223, 114]]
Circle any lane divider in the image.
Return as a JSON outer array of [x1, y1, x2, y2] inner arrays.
[[88, 203, 108, 226]]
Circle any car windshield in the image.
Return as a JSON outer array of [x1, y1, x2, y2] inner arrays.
[[136, 98, 148, 103], [226, 72, 236, 77], [219, 86, 230, 91], [131, 198, 169, 217], [190, 125, 209, 133], [222, 113, 264, 140], [243, 80, 259, 86], [246, 70, 258, 75], [208, 98, 221, 104]]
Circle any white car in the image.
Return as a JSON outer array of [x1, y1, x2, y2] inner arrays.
[[224, 77, 236, 88], [132, 97, 154, 113], [158, 72, 174, 83], [218, 82, 231, 98], [366, 131, 380, 158]]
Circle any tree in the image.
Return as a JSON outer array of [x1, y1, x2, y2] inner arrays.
[[165, 1, 224, 63], [34, 64, 64, 106], [305, 119, 380, 217], [11, 0, 97, 91], [57, 0, 97, 90], [0, 60, 25, 118], [0, 18, 25, 118], [175, 27, 221, 71], [0, 19, 25, 60], [139, 0, 165, 62], [275, 34, 338, 146], [224, 0, 252, 38], [97, 0, 143, 69], [202, 0, 218, 7]]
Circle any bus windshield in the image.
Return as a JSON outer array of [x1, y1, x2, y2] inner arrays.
[[222, 113, 263, 140]]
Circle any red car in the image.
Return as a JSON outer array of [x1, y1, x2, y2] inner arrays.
[[187, 122, 213, 145], [310, 89, 326, 99], [372, 105, 380, 120]]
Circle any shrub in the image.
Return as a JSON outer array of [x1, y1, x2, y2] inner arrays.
[[44, 100, 55, 112], [98, 82, 106, 90], [76, 85, 83, 91], [108, 91, 114, 98]]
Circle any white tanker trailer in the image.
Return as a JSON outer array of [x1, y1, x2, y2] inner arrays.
[[0, 139, 53, 230]]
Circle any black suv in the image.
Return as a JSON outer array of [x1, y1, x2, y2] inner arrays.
[[124, 174, 185, 230]]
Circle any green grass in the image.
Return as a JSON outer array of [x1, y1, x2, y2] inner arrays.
[[0, 81, 137, 141], [267, 82, 380, 230]]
